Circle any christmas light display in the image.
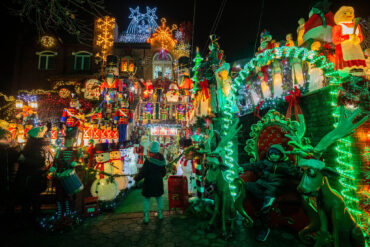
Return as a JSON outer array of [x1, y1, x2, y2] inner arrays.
[[95, 16, 115, 63], [119, 6, 158, 43], [40, 35, 56, 48], [147, 18, 177, 51], [233, 46, 333, 114], [191, 49, 203, 94], [174, 41, 190, 59]]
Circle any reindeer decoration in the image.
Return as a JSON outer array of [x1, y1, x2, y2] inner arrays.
[[286, 107, 367, 247], [186, 120, 253, 239]]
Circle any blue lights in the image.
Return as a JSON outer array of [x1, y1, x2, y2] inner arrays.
[[119, 6, 158, 43]]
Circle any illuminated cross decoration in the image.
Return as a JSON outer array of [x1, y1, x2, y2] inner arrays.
[[147, 18, 177, 52], [95, 16, 115, 63]]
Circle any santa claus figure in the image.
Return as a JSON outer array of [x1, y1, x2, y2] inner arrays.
[[332, 6, 367, 74], [143, 80, 153, 100], [61, 95, 83, 128], [166, 82, 180, 102]]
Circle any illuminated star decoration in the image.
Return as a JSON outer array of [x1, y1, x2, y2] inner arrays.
[[95, 16, 115, 62], [120, 6, 158, 43], [147, 18, 177, 51]]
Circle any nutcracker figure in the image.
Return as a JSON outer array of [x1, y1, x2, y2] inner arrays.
[[82, 122, 93, 146], [61, 96, 83, 128], [112, 126, 119, 144], [92, 122, 101, 145], [107, 125, 113, 144], [114, 100, 132, 143], [100, 124, 107, 144], [50, 124, 58, 145]]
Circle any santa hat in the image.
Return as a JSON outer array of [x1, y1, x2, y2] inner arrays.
[[298, 158, 325, 170]]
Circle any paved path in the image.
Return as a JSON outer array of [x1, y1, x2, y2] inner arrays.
[[3, 211, 305, 247]]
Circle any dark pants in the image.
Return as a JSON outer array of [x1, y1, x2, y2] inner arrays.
[[119, 124, 128, 143], [245, 182, 273, 229]]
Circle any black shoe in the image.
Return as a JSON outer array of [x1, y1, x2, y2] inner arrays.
[[256, 227, 270, 242]]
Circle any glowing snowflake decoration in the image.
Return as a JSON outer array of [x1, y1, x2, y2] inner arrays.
[[119, 6, 158, 43]]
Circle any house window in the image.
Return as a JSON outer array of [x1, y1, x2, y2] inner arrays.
[[36, 51, 57, 70], [152, 52, 173, 80], [72, 51, 92, 71], [121, 56, 135, 72]]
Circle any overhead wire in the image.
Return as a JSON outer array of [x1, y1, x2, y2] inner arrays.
[[201, 0, 227, 57], [253, 0, 264, 55], [190, 0, 197, 63]]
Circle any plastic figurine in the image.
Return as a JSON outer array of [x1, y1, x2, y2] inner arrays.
[[61, 96, 83, 128], [114, 99, 132, 143], [49, 127, 83, 218], [285, 33, 295, 47], [332, 6, 367, 74]]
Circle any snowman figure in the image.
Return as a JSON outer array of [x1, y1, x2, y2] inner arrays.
[[110, 143, 128, 191], [91, 143, 118, 201]]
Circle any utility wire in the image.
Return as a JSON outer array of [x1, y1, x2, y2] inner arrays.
[[201, 0, 227, 56], [190, 0, 197, 63], [253, 0, 264, 55]]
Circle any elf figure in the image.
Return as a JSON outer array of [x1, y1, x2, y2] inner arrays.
[[49, 128, 82, 218], [50, 124, 58, 145], [332, 6, 367, 74], [61, 96, 83, 128], [82, 122, 93, 146]]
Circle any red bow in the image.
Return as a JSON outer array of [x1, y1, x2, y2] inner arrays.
[[285, 86, 303, 122], [199, 79, 210, 101]]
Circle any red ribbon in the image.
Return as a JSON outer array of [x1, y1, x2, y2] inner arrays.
[[95, 162, 105, 179], [285, 86, 303, 122], [254, 100, 264, 120], [199, 79, 210, 101]]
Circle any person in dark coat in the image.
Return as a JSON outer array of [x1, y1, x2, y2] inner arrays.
[[0, 128, 21, 217], [239, 144, 300, 242], [134, 141, 166, 224], [16, 126, 49, 224]]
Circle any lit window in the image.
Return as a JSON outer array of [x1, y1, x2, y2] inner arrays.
[[121, 56, 135, 72], [72, 51, 92, 71], [36, 51, 57, 70], [152, 52, 173, 79]]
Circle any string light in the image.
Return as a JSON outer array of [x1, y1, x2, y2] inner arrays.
[[147, 18, 177, 51], [95, 16, 115, 63]]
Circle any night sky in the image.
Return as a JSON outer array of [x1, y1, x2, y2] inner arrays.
[[1, 0, 369, 94]]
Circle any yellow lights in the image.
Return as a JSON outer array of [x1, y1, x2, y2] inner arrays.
[[95, 16, 116, 62], [147, 18, 177, 51], [174, 41, 190, 59], [16, 100, 23, 109], [40, 36, 55, 48], [30, 101, 38, 109]]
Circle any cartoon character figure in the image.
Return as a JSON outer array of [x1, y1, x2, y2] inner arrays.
[[332, 6, 367, 73]]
